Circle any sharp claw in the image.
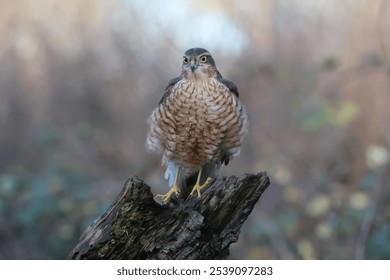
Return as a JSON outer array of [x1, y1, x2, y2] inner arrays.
[[155, 184, 181, 204], [189, 177, 212, 199]]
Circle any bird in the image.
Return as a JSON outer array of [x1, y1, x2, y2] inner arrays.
[[146, 47, 248, 204]]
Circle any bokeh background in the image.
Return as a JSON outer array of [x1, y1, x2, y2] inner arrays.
[[1, 0, 390, 259]]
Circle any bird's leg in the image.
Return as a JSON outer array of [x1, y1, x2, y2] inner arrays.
[[155, 167, 181, 204], [189, 168, 212, 199]]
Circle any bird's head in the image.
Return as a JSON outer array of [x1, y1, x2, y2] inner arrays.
[[181, 48, 217, 80]]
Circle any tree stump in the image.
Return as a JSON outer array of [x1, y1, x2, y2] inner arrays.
[[68, 172, 270, 260]]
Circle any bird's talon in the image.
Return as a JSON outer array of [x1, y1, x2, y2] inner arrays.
[[189, 177, 212, 199], [155, 183, 181, 204]]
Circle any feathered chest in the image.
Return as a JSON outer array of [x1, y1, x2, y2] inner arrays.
[[147, 76, 245, 169], [166, 78, 233, 120]]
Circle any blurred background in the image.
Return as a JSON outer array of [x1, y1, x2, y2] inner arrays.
[[1, 0, 390, 259]]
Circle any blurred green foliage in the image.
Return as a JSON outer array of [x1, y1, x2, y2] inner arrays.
[[0, 160, 102, 259], [296, 101, 359, 132], [366, 224, 390, 259], [245, 165, 390, 260]]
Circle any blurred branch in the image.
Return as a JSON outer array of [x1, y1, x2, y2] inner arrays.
[[68, 173, 270, 260]]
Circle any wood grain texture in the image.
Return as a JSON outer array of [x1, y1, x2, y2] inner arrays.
[[68, 172, 270, 260]]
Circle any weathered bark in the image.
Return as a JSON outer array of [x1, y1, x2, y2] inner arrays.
[[68, 172, 270, 260]]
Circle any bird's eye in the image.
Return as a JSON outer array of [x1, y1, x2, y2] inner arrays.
[[200, 56, 207, 63], [183, 57, 189, 64]]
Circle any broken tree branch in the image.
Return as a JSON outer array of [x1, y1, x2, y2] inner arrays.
[[68, 172, 270, 260]]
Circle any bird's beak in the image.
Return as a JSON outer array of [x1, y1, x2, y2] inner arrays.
[[190, 59, 198, 71]]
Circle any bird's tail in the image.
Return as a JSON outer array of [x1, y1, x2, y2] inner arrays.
[[198, 162, 222, 184], [164, 162, 178, 188], [164, 162, 222, 197]]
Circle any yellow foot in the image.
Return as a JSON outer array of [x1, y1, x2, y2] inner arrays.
[[189, 177, 212, 199], [155, 184, 181, 204]]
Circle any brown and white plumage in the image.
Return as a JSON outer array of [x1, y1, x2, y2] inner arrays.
[[146, 48, 248, 203]]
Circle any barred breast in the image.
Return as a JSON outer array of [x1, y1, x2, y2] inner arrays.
[[147, 78, 248, 171]]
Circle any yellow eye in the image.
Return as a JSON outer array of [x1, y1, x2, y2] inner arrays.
[[200, 55, 207, 63], [183, 57, 189, 64]]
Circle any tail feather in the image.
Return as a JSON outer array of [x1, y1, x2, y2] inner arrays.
[[164, 162, 177, 188], [199, 162, 222, 185], [164, 162, 222, 195]]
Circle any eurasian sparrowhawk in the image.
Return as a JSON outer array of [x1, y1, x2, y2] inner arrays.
[[146, 47, 248, 204]]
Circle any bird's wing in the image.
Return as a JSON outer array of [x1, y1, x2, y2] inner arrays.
[[217, 73, 241, 165], [220, 78, 239, 98], [216, 70, 239, 98], [158, 76, 182, 105]]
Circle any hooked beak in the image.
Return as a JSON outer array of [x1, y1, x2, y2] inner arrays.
[[190, 59, 198, 71]]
